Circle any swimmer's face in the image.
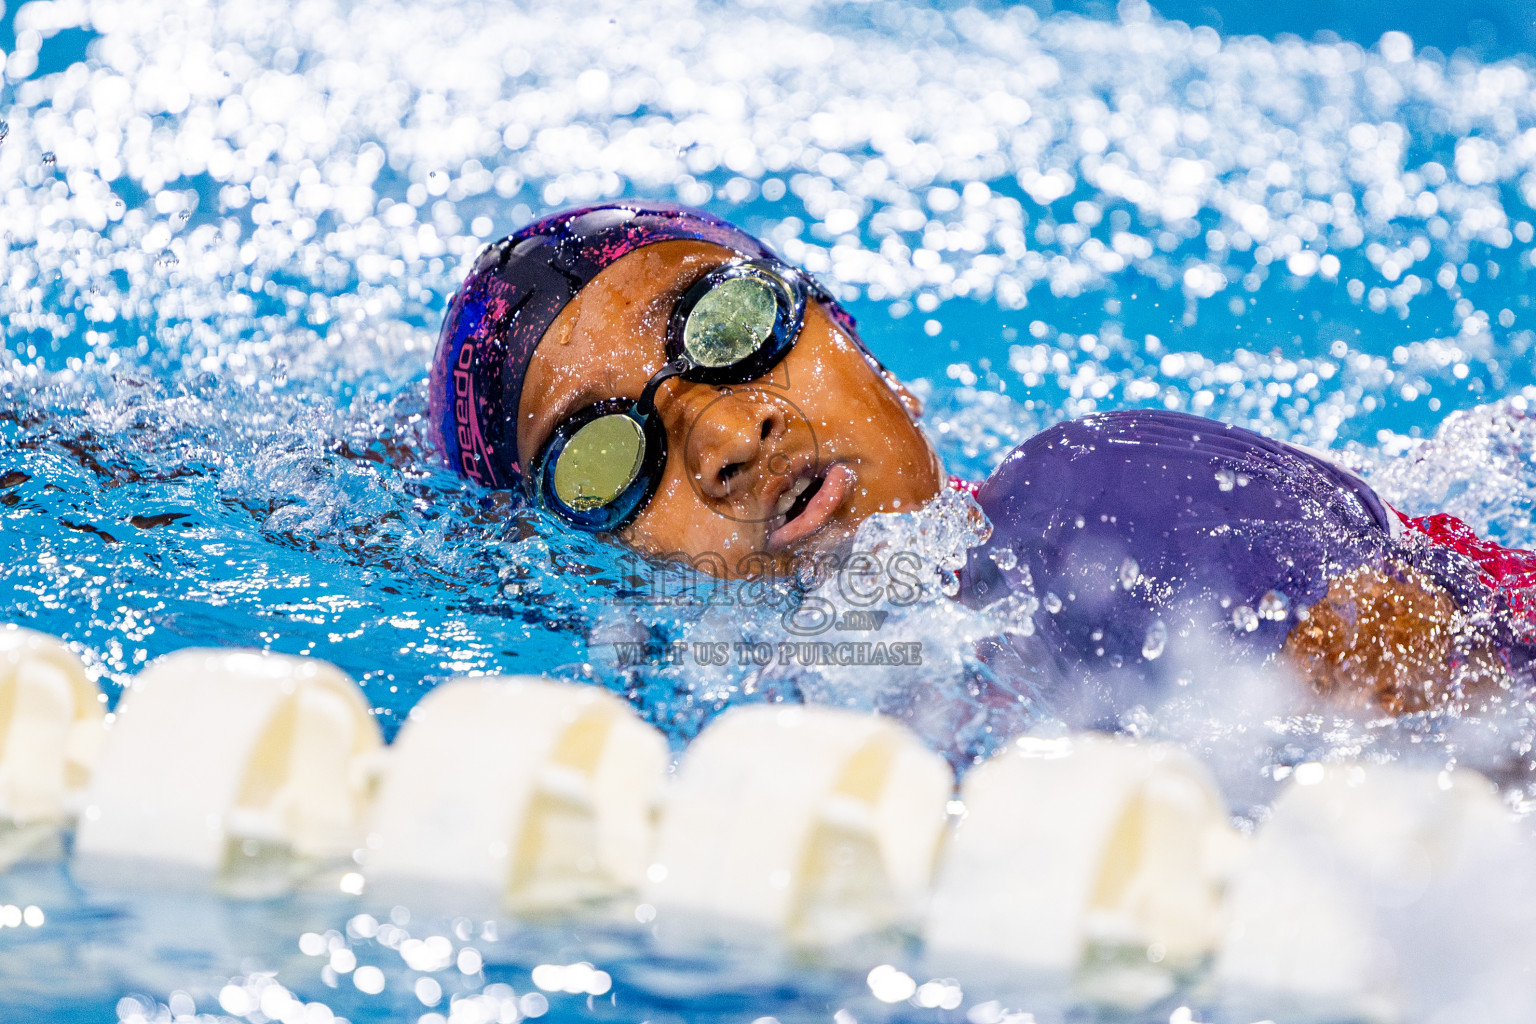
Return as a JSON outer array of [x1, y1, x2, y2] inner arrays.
[[518, 240, 943, 578]]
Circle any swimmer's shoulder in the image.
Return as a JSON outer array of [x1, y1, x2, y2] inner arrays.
[[977, 408, 1396, 534]]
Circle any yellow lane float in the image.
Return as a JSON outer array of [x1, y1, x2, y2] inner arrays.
[[74, 649, 381, 893], [644, 704, 953, 945], [363, 677, 669, 913], [9, 621, 1534, 1020], [926, 734, 1239, 980], [1217, 762, 1536, 1023], [0, 627, 105, 866]]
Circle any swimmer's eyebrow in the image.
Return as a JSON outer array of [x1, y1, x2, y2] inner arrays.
[[528, 326, 674, 459], [534, 376, 630, 453], [525, 302, 671, 460], [526, 254, 734, 457]]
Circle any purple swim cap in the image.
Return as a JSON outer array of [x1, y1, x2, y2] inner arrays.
[[429, 200, 860, 493]]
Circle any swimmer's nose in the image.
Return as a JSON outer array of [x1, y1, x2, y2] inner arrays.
[[675, 388, 787, 502]]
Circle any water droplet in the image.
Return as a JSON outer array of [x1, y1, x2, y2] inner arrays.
[[1215, 468, 1236, 491], [990, 546, 1017, 570], [1142, 619, 1167, 660], [1044, 592, 1063, 614], [998, 590, 1037, 635], [1258, 589, 1290, 620], [940, 568, 960, 597], [1109, 654, 1124, 668], [1236, 472, 1251, 487], [1074, 514, 1086, 528], [1232, 604, 1259, 632], [1118, 556, 1139, 590]]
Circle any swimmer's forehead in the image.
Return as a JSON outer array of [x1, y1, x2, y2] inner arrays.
[[516, 238, 742, 464]]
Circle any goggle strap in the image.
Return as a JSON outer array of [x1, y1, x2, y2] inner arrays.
[[634, 359, 689, 418]]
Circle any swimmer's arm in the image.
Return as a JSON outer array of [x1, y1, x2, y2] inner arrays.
[[1281, 564, 1503, 715]]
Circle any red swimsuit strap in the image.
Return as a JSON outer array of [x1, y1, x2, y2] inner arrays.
[[1394, 508, 1536, 625], [947, 475, 981, 498]]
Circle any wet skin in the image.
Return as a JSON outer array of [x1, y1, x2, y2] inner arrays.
[[516, 240, 944, 579], [512, 240, 1488, 712]]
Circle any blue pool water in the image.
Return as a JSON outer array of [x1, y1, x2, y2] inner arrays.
[[4, 0, 1536, 1020]]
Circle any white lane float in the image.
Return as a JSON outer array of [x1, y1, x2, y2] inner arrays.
[[74, 649, 381, 894], [363, 677, 669, 913], [0, 627, 105, 866], [925, 734, 1238, 986], [644, 704, 953, 945], [1217, 762, 1536, 1023]]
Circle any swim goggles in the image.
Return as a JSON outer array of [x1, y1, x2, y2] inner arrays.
[[531, 256, 832, 532]]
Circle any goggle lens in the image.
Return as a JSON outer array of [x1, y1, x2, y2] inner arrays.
[[681, 275, 778, 367], [534, 257, 822, 532], [552, 414, 647, 511]]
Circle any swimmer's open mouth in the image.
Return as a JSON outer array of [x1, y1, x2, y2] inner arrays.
[[768, 464, 854, 551], [781, 473, 825, 524]]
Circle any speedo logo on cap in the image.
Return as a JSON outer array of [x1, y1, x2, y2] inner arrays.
[[451, 338, 491, 486]]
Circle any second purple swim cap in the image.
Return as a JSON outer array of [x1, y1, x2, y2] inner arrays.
[[429, 201, 858, 494]]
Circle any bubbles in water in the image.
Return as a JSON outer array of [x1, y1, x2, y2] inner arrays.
[[940, 568, 961, 597], [1346, 402, 1536, 547], [1258, 589, 1291, 621], [0, 0, 1527, 831], [992, 589, 1040, 636], [743, 487, 1045, 762], [3, 1, 1536, 1020], [990, 545, 1017, 570], [920, 387, 1040, 480], [1119, 556, 1140, 590]]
